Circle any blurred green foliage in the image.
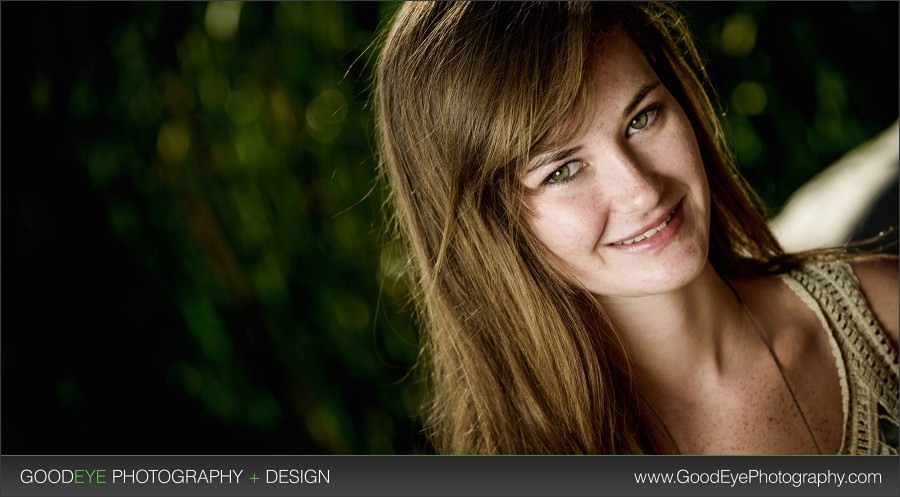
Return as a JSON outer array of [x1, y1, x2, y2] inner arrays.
[[6, 1, 423, 454], [679, 1, 898, 210], [2, 2, 897, 454]]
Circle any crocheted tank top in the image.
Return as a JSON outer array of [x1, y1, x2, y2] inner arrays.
[[781, 261, 899, 454]]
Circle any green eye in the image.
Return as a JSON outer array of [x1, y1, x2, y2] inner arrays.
[[549, 164, 571, 183], [630, 112, 649, 130], [627, 104, 662, 135]]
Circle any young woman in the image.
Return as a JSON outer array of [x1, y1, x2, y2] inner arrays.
[[374, 2, 898, 454]]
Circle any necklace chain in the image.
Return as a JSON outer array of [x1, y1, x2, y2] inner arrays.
[[725, 279, 824, 455]]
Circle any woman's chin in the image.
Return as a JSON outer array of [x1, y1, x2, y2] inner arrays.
[[587, 242, 710, 299]]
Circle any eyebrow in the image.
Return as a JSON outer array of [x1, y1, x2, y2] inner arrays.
[[621, 80, 661, 120], [526, 145, 583, 175]]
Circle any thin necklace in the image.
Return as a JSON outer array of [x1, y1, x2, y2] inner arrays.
[[724, 279, 823, 455]]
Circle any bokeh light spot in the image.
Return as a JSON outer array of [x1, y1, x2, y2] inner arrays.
[[305, 89, 347, 142], [732, 81, 768, 115], [205, 1, 243, 42], [333, 293, 370, 335], [157, 121, 192, 165], [720, 12, 757, 58]]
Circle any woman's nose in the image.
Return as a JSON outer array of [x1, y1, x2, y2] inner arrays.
[[606, 151, 663, 213]]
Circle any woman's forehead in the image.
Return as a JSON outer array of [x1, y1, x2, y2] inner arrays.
[[526, 30, 656, 166]]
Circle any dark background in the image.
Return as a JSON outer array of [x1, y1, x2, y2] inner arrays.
[[2, 2, 898, 454]]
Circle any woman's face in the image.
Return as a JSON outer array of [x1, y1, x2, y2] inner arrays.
[[523, 30, 710, 300]]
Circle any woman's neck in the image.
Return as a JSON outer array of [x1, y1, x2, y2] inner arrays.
[[600, 262, 751, 395]]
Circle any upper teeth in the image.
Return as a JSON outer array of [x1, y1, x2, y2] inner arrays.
[[613, 213, 673, 245]]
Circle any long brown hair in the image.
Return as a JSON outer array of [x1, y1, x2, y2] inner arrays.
[[374, 2, 799, 454]]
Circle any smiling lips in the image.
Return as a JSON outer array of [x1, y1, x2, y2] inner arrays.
[[610, 209, 676, 246]]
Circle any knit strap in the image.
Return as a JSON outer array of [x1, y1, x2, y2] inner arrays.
[[783, 260, 899, 454]]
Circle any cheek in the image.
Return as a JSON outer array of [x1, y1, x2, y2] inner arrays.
[[670, 112, 708, 193], [527, 194, 608, 258]]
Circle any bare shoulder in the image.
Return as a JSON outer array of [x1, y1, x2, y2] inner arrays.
[[848, 254, 899, 350]]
